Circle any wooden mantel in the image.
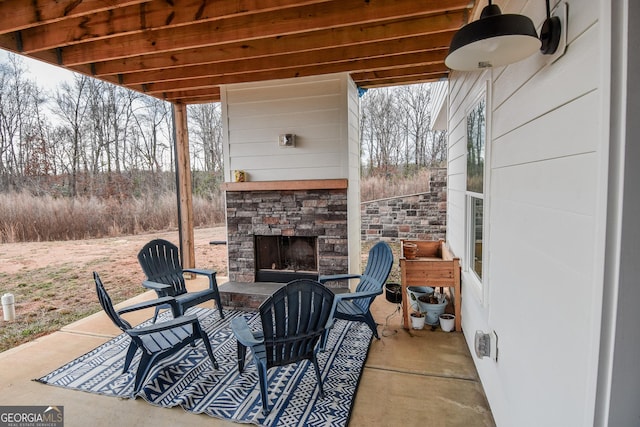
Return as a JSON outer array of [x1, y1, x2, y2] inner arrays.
[[221, 179, 348, 192]]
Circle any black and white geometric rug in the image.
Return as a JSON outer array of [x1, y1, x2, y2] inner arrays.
[[37, 308, 372, 427]]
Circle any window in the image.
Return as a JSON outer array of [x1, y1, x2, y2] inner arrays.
[[466, 97, 486, 281]]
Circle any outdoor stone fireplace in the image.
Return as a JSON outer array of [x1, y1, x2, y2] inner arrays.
[[223, 180, 350, 287], [254, 235, 318, 282]]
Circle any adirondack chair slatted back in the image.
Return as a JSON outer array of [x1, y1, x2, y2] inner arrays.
[[259, 279, 335, 368], [95, 272, 133, 331], [138, 239, 187, 296], [353, 241, 394, 311]]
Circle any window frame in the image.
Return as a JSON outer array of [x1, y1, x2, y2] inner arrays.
[[464, 83, 491, 305]]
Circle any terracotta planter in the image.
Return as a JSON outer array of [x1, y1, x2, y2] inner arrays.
[[403, 242, 418, 259]]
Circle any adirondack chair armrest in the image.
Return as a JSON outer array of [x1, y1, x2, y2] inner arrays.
[[142, 280, 172, 293], [183, 268, 217, 289], [117, 296, 178, 316], [230, 317, 262, 347], [183, 268, 216, 278], [334, 289, 382, 303], [318, 273, 361, 284], [128, 313, 199, 336]]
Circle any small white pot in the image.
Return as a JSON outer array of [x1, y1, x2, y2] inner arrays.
[[439, 314, 455, 332], [410, 313, 426, 330]]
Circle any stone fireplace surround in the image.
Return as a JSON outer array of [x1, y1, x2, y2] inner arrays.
[[222, 179, 349, 288]]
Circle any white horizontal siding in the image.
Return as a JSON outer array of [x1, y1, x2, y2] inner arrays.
[[225, 78, 343, 104], [446, 1, 607, 426], [492, 154, 598, 216], [492, 90, 599, 168], [228, 126, 343, 150], [227, 96, 343, 120], [493, 24, 601, 138], [222, 74, 351, 182], [347, 77, 361, 275], [489, 199, 596, 422], [231, 152, 345, 170]]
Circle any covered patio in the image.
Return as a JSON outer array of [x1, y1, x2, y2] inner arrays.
[[0, 275, 494, 426], [2, 2, 638, 426], [0, 2, 499, 426]]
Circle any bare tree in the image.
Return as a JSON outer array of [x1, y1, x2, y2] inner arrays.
[[398, 83, 432, 166], [188, 103, 223, 173], [131, 97, 171, 173], [360, 83, 448, 174], [53, 74, 90, 197], [0, 55, 52, 190], [360, 87, 402, 175]]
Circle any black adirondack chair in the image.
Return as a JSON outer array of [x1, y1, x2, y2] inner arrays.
[[137, 239, 224, 322], [318, 241, 394, 339], [231, 279, 335, 414], [93, 272, 218, 394]]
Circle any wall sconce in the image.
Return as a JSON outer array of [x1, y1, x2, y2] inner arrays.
[[445, 0, 564, 71], [278, 134, 295, 148]]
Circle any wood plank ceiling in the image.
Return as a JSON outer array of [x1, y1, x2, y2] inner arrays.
[[0, 0, 474, 104]]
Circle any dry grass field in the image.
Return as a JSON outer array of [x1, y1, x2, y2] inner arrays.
[[0, 227, 228, 352]]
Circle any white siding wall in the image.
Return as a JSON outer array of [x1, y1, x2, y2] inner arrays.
[[446, 1, 610, 425], [346, 77, 362, 276], [431, 80, 449, 130], [221, 74, 353, 182]]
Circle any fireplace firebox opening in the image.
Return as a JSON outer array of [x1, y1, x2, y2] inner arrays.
[[255, 235, 318, 282]]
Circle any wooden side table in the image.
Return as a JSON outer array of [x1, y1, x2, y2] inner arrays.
[[400, 240, 461, 331]]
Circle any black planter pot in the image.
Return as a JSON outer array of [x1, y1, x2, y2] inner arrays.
[[385, 283, 402, 304]]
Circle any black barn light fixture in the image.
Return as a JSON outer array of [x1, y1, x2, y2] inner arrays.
[[445, 0, 562, 71]]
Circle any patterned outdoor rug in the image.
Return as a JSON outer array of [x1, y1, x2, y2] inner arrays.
[[37, 308, 372, 427]]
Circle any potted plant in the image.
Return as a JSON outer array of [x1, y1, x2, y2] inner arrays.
[[406, 286, 434, 311], [439, 313, 455, 332], [417, 292, 448, 326], [407, 286, 433, 330], [384, 283, 402, 304], [402, 241, 418, 259], [409, 309, 426, 329]]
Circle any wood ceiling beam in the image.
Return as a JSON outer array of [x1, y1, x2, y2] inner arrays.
[[143, 49, 447, 94], [355, 73, 449, 88], [160, 68, 450, 103], [120, 33, 453, 85], [16, 0, 333, 54], [162, 88, 222, 103], [53, 0, 469, 66], [0, 0, 474, 105], [91, 13, 464, 77], [0, 0, 149, 33], [352, 65, 447, 85]]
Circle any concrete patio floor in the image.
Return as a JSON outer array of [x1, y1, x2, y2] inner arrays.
[[0, 278, 495, 427]]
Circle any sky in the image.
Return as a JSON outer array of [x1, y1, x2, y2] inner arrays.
[[0, 50, 77, 92], [25, 57, 76, 89]]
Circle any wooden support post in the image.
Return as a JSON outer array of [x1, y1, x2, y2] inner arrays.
[[172, 103, 195, 269]]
